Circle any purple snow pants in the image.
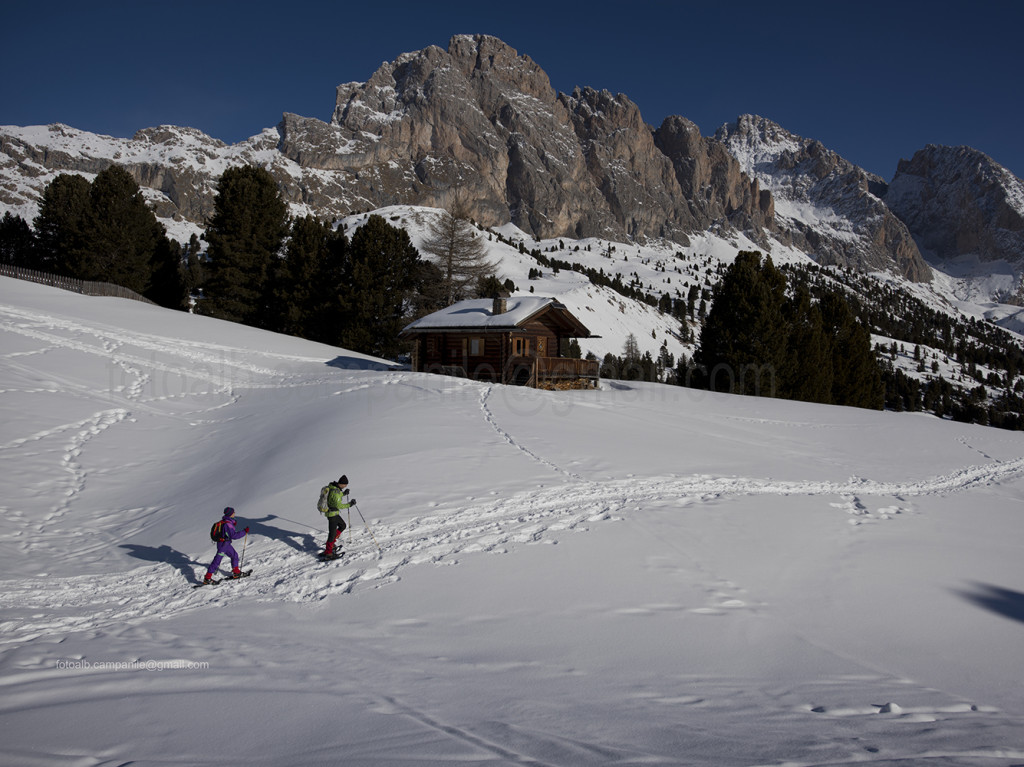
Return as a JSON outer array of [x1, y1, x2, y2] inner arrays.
[[206, 541, 239, 576]]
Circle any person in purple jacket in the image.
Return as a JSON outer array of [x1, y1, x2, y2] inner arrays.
[[204, 507, 249, 583]]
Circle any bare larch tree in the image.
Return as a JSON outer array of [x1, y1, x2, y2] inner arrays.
[[421, 204, 498, 306]]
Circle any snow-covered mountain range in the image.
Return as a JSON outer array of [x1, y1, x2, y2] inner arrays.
[[3, 34, 1022, 298], [715, 115, 930, 281]]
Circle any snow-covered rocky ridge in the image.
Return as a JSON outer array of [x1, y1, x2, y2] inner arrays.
[[0, 122, 356, 246], [2, 276, 1024, 765], [714, 115, 931, 281], [715, 116, 1024, 303], [886, 144, 1024, 302]]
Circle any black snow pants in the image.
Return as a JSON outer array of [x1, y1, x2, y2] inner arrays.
[[326, 513, 347, 554]]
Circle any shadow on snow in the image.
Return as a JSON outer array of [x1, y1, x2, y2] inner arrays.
[[326, 355, 402, 372], [956, 582, 1024, 625], [120, 544, 204, 584], [120, 514, 320, 585]]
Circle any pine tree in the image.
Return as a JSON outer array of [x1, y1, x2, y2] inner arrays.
[[31, 167, 172, 295], [266, 215, 352, 341], [202, 166, 288, 327], [475, 274, 507, 300], [695, 251, 787, 396], [820, 290, 884, 409], [0, 212, 35, 267], [83, 165, 165, 294], [338, 215, 424, 359], [146, 236, 189, 309], [267, 215, 328, 336], [601, 352, 622, 380], [780, 283, 833, 403], [420, 204, 497, 305], [307, 227, 351, 345], [33, 173, 92, 274], [182, 234, 205, 300]]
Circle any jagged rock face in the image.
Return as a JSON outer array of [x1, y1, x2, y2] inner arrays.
[[265, 36, 783, 246], [653, 115, 775, 242], [885, 145, 1024, 267], [306, 37, 781, 246], [714, 115, 931, 282], [558, 87, 694, 242], [286, 35, 616, 239]]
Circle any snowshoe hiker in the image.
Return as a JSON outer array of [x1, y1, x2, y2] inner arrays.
[[320, 475, 355, 559], [203, 507, 249, 583]]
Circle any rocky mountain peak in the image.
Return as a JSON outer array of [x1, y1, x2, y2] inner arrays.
[[885, 144, 1024, 271], [651, 114, 775, 243], [446, 34, 554, 101], [715, 114, 931, 281], [564, 86, 647, 133]]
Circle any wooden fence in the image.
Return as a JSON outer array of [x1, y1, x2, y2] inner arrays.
[[0, 264, 155, 305]]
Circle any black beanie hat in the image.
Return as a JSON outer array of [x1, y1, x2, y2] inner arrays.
[[338, 475, 348, 485]]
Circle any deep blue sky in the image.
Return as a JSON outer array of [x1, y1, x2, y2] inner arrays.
[[3, 0, 1020, 180]]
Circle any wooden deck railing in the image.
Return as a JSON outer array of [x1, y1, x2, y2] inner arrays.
[[535, 356, 600, 380]]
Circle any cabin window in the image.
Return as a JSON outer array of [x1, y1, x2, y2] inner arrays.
[[537, 337, 547, 355], [469, 337, 485, 356], [426, 337, 437, 355], [511, 337, 530, 356]]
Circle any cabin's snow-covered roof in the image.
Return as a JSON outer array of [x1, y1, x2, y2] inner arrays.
[[403, 297, 558, 332]]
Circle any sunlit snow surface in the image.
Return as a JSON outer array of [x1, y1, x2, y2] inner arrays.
[[2, 276, 1024, 766]]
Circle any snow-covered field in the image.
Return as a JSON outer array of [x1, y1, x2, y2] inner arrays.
[[2, 275, 1024, 766]]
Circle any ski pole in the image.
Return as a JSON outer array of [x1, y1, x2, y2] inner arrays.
[[348, 509, 352, 545], [240, 532, 248, 568], [353, 503, 382, 552]]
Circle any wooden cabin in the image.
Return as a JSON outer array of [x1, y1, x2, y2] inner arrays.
[[400, 297, 600, 388]]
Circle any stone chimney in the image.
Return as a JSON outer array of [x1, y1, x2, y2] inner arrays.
[[492, 297, 507, 315]]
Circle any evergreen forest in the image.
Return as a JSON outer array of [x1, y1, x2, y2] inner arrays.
[[4, 164, 1024, 431]]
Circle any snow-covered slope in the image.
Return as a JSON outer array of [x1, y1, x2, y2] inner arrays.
[[3, 277, 1024, 765]]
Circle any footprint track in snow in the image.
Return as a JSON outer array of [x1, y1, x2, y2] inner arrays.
[[479, 385, 583, 480], [4, 450, 1017, 649]]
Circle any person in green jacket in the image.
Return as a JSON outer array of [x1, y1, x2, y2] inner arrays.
[[322, 475, 355, 559]]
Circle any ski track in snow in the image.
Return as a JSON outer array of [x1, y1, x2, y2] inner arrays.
[[2, 416, 1023, 649], [4, 300, 1024, 662], [0, 303, 343, 398], [0, 303, 351, 565]]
